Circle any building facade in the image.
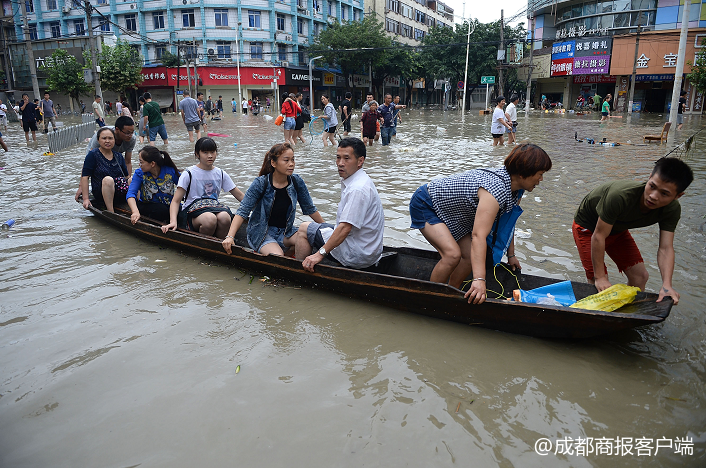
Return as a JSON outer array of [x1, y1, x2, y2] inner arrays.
[[10, 0, 363, 67], [368, 0, 453, 45], [526, 0, 706, 114]]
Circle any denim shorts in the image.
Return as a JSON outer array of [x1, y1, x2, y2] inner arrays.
[[306, 222, 336, 250], [149, 123, 168, 141], [409, 184, 443, 229], [284, 117, 296, 130], [256, 225, 289, 253]]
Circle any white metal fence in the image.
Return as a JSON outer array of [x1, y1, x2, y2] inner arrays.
[[47, 122, 95, 153], [82, 113, 95, 124]]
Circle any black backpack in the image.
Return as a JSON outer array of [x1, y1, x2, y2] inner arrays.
[[301, 108, 311, 123]]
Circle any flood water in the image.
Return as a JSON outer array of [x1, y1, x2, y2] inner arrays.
[[1, 107, 704, 467]]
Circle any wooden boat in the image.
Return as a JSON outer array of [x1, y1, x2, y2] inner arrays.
[[87, 205, 673, 339]]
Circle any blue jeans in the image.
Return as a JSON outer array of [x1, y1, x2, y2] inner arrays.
[[148, 123, 168, 142], [381, 126, 393, 145]]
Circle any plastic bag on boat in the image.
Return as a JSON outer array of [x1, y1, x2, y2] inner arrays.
[[569, 284, 640, 312], [511, 280, 577, 307]]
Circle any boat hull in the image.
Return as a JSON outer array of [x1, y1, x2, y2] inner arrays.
[[87, 206, 672, 339]]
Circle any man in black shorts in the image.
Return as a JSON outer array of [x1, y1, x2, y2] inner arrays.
[[340, 92, 352, 136], [19, 93, 38, 144]]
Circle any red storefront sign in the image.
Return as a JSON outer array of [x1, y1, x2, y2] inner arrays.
[[550, 57, 574, 76], [140, 66, 286, 87], [573, 74, 616, 84]]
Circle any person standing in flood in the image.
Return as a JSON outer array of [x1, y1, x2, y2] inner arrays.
[[504, 95, 519, 145], [491, 96, 512, 146], [600, 94, 612, 122]]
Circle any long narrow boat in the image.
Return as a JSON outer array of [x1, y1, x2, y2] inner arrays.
[[87, 205, 673, 339]]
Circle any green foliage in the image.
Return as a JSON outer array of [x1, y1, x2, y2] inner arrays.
[[310, 17, 393, 84], [687, 38, 706, 93], [99, 40, 145, 95], [419, 20, 526, 95], [160, 51, 183, 67], [44, 49, 93, 107]]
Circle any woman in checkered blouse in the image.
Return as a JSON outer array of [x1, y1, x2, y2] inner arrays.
[[408, 143, 552, 304]]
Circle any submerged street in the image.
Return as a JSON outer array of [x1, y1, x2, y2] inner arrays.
[[1, 108, 704, 466]]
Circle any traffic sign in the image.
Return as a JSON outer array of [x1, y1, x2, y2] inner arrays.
[[481, 76, 496, 84], [458, 81, 464, 90]]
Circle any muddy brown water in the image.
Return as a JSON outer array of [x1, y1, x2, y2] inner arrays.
[[1, 109, 704, 466]]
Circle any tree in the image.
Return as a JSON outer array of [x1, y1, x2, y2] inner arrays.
[[310, 17, 393, 88], [45, 49, 93, 110], [419, 20, 526, 106], [160, 51, 183, 67], [687, 38, 706, 92], [99, 40, 144, 96]]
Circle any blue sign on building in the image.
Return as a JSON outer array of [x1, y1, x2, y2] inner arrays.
[[551, 41, 576, 60]]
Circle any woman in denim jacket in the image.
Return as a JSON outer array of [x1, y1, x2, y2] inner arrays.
[[222, 143, 324, 256]]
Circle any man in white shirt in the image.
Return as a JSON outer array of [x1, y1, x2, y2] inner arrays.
[[298, 137, 384, 271], [92, 95, 105, 127], [490, 96, 512, 146], [504, 95, 519, 145]]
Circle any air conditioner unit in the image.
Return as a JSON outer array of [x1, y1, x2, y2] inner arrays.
[[182, 0, 187, 4], [282, 61, 289, 67], [285, 34, 291, 41], [208, 48, 215, 55], [62, 5, 71, 13], [130, 4, 135, 8]]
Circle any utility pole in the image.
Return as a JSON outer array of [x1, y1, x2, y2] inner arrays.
[[85, 1, 102, 103], [21, 2, 40, 98], [498, 9, 504, 97], [627, 23, 641, 115], [669, 1, 690, 129], [0, 22, 15, 91], [524, 15, 535, 111]]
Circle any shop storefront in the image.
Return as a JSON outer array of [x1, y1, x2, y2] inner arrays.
[[610, 29, 706, 113], [547, 36, 615, 107], [139, 65, 287, 111], [284, 68, 322, 107]]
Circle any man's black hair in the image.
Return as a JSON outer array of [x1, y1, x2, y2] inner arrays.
[[510, 94, 519, 102], [345, 92, 352, 98], [115, 116, 135, 130], [338, 137, 366, 159], [652, 157, 694, 193], [143, 92, 152, 100]]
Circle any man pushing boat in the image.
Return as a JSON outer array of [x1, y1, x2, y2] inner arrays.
[[572, 157, 693, 304]]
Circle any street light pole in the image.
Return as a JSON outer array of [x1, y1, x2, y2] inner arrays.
[[461, 18, 475, 114], [309, 55, 323, 109], [236, 22, 242, 106]]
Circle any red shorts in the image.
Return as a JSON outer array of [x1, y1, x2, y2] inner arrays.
[[572, 221, 644, 280]]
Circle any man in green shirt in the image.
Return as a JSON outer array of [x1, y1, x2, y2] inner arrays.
[[592, 93, 601, 111], [572, 158, 693, 304], [142, 92, 168, 146]]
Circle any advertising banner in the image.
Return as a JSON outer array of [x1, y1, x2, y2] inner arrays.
[[551, 41, 575, 60], [573, 75, 616, 84], [574, 37, 612, 57], [550, 57, 574, 76], [573, 56, 611, 75], [141, 66, 287, 87]]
